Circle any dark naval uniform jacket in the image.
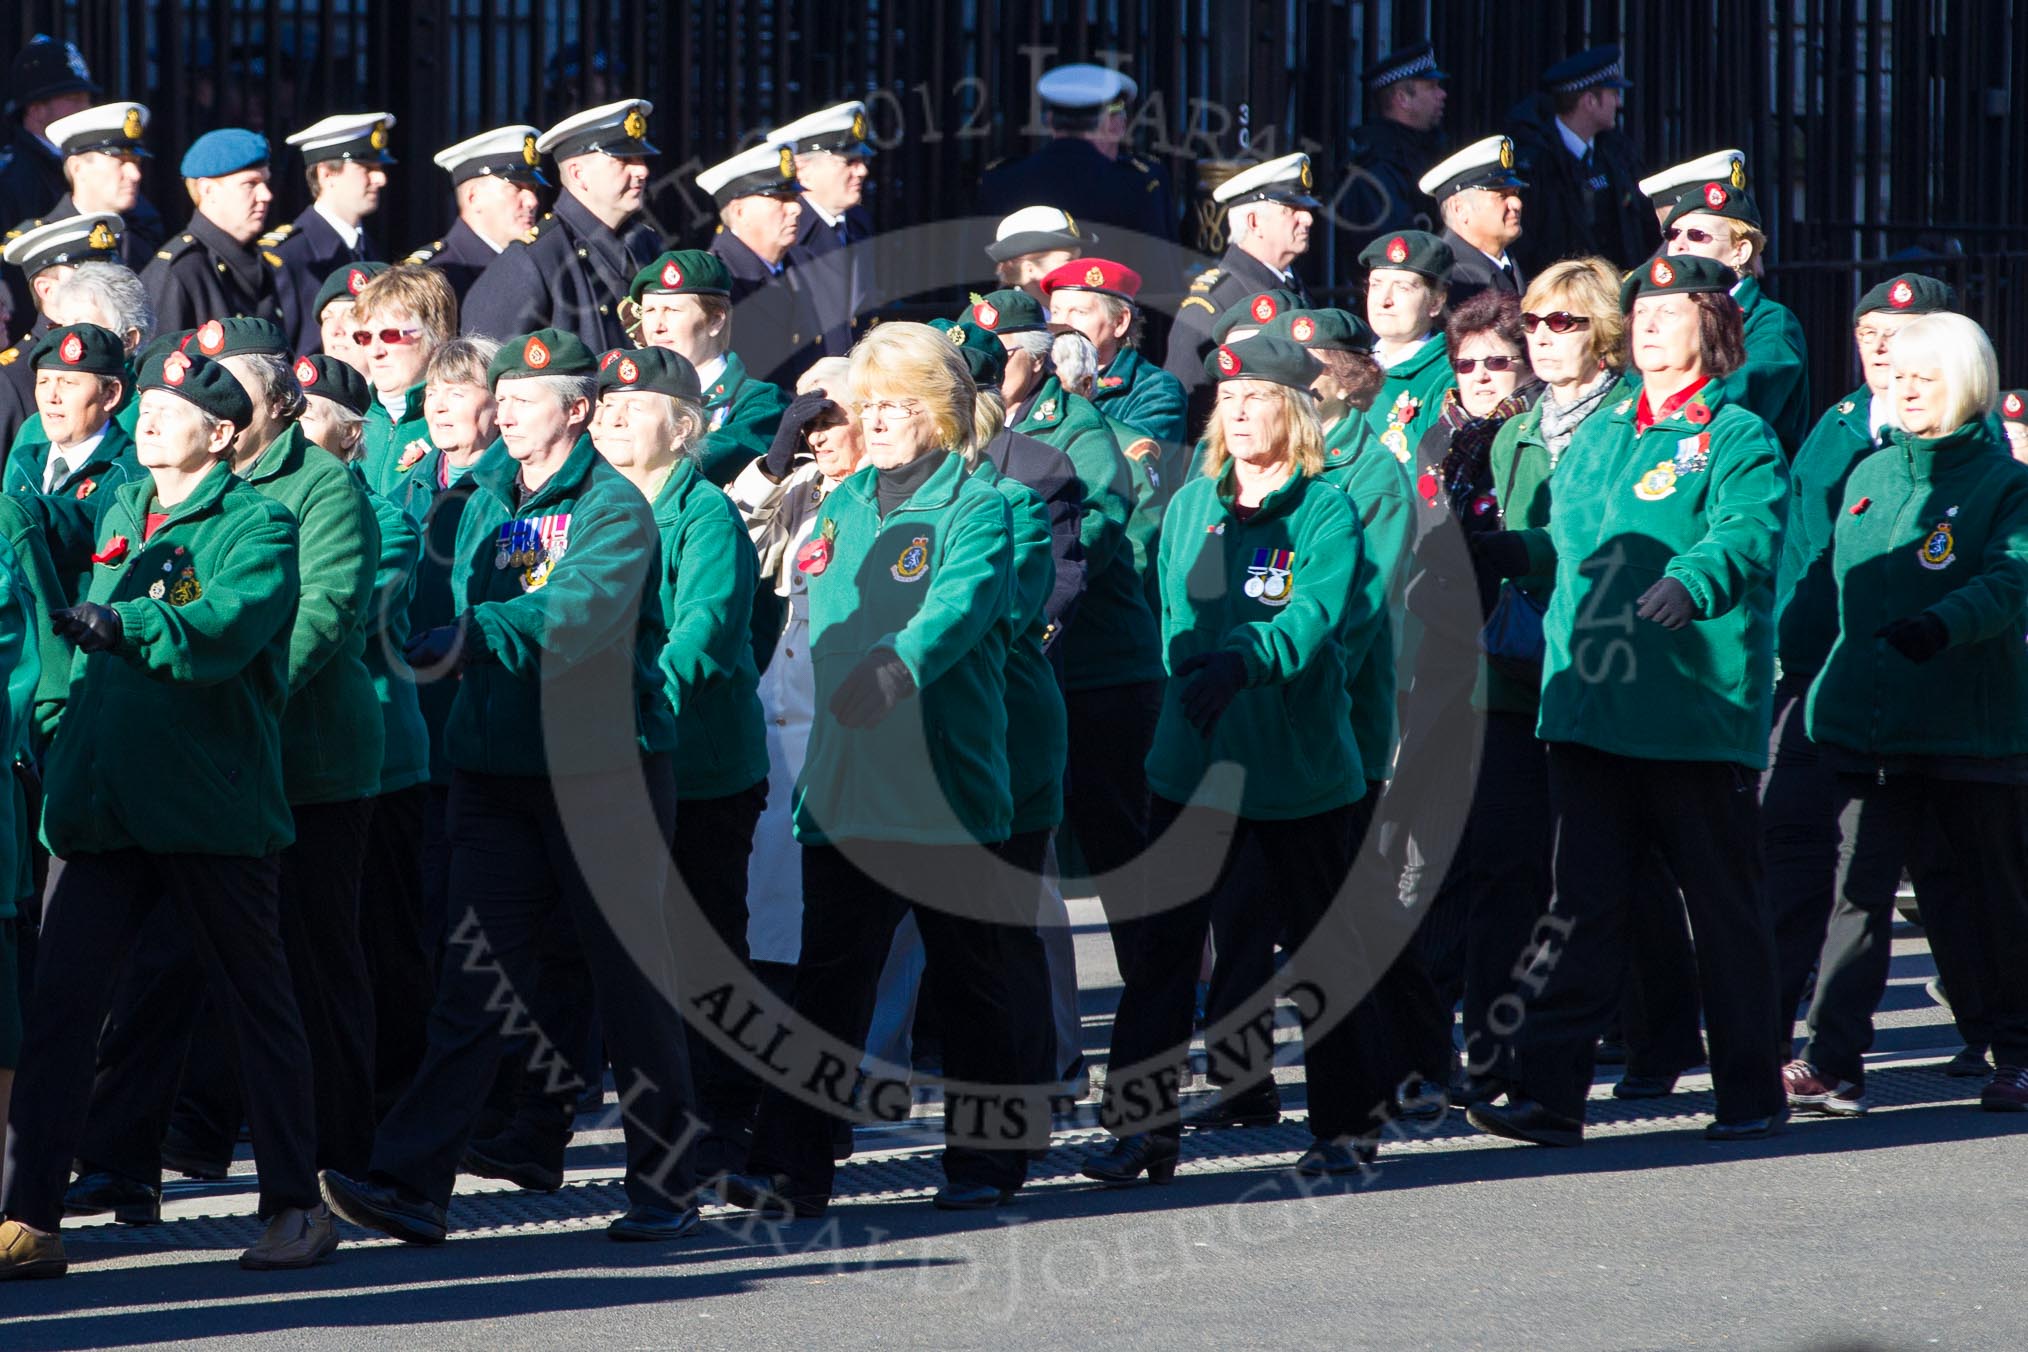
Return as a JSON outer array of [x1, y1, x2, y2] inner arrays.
[[267, 205, 376, 353], [709, 227, 819, 388], [139, 211, 287, 334], [459, 190, 661, 352], [401, 218, 502, 306], [785, 199, 874, 358]]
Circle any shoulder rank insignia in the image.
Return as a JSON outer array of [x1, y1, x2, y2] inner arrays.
[[403, 242, 443, 265], [0, 346, 16, 366], [262, 251, 283, 267], [1188, 268, 1223, 293], [257, 223, 294, 247]]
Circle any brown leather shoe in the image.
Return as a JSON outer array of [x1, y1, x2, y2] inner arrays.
[[0, 1220, 68, 1280], [239, 1204, 338, 1271]]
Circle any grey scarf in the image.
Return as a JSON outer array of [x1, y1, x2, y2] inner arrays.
[[1538, 370, 1618, 466]]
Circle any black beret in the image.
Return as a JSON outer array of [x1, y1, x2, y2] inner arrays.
[[137, 348, 255, 429]]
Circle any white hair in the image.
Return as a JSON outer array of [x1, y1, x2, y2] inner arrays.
[[220, 351, 307, 421], [308, 393, 368, 457], [1888, 312, 1999, 433], [1050, 330, 1101, 390], [1000, 329, 1053, 366], [47, 261, 155, 345], [503, 371, 598, 412], [799, 356, 852, 396]]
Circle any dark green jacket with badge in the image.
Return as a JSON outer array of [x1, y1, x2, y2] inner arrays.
[[361, 381, 433, 498], [1147, 463, 1373, 819], [42, 463, 300, 859], [696, 352, 789, 487], [973, 456, 1067, 834], [792, 452, 1016, 846], [0, 493, 74, 746], [1807, 417, 2028, 762], [1728, 275, 1813, 456], [0, 535, 38, 918], [449, 435, 678, 777], [649, 457, 769, 800], [1091, 347, 1188, 448], [1360, 334, 1454, 467], [1014, 375, 1163, 691], [1777, 386, 1877, 680], [243, 425, 385, 805], [357, 467, 430, 795], [1320, 414, 1415, 772], [1536, 381, 1787, 768]]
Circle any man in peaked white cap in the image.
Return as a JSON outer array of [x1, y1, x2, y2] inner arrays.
[[39, 101, 166, 271], [1161, 151, 1318, 392], [698, 139, 818, 385], [767, 100, 876, 358], [0, 211, 123, 447], [461, 98, 663, 352], [977, 62, 1173, 245], [985, 205, 1098, 302], [1421, 133, 1528, 308], [1639, 148, 1747, 225], [401, 125, 549, 304], [267, 112, 396, 352]]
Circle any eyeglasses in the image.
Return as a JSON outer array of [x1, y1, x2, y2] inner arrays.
[[851, 399, 923, 422], [1854, 326, 1904, 347], [1452, 355, 1522, 374], [350, 327, 423, 347], [1662, 226, 1720, 245], [1522, 311, 1591, 334]]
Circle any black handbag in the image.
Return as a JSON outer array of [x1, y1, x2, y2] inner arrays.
[[1478, 443, 1547, 678]]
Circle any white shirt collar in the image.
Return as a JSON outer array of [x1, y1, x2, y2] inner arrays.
[[1377, 332, 1439, 370], [470, 221, 510, 254], [46, 428, 107, 490], [694, 353, 729, 391], [1555, 117, 1592, 160], [802, 194, 845, 229], [1868, 393, 1894, 438], [314, 200, 364, 250]]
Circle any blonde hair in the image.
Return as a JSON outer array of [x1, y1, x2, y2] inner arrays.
[[1889, 312, 1999, 434], [969, 388, 1006, 460], [1522, 257, 1626, 372], [1199, 379, 1325, 480], [849, 321, 978, 457], [353, 265, 459, 347]]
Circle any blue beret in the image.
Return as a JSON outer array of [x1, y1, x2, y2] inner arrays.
[[180, 128, 270, 179]]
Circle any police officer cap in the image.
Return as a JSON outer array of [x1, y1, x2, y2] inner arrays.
[[1852, 272, 1957, 325], [1, 213, 121, 275], [1639, 150, 1746, 207], [181, 128, 270, 179], [434, 125, 549, 188], [1205, 337, 1319, 392], [1542, 44, 1634, 93], [629, 249, 733, 303], [1254, 308, 1377, 354], [1418, 135, 1526, 202], [961, 288, 1049, 336], [183, 316, 289, 360], [313, 261, 390, 321], [489, 329, 598, 386], [985, 206, 1099, 263], [6, 35, 98, 113], [1663, 181, 1762, 231], [30, 322, 125, 377], [1213, 153, 1320, 211], [286, 112, 397, 167], [597, 346, 702, 402], [1212, 289, 1304, 344], [2002, 391, 2028, 426], [137, 349, 254, 429], [1618, 253, 1736, 310], [539, 98, 657, 161], [926, 318, 1007, 386], [293, 353, 371, 416], [768, 101, 875, 159], [1036, 63, 1138, 113], [45, 102, 150, 159], [1362, 41, 1447, 89], [1040, 257, 1141, 304], [1358, 229, 1454, 284], [696, 142, 799, 207]]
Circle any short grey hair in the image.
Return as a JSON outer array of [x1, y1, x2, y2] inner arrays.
[[47, 261, 155, 346], [1050, 331, 1101, 390], [799, 356, 852, 396], [221, 351, 308, 422], [308, 394, 368, 457], [1000, 329, 1053, 366], [500, 371, 597, 413], [427, 336, 500, 388]]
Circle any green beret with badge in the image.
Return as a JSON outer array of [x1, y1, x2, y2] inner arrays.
[[1252, 307, 1375, 353], [183, 316, 290, 359], [597, 346, 702, 401], [1204, 336, 1320, 392], [30, 322, 126, 376], [628, 249, 732, 304], [293, 353, 371, 416], [1852, 272, 1957, 324], [313, 260, 391, 322], [1618, 252, 1737, 310], [1211, 288, 1304, 344], [1358, 229, 1454, 283], [488, 328, 597, 386], [136, 348, 255, 428], [1663, 180, 1762, 230], [961, 288, 1049, 335], [926, 318, 1007, 385]]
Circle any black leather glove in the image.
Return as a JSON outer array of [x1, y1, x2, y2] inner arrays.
[[404, 617, 485, 674], [1635, 577, 1698, 630], [1876, 613, 1949, 664], [828, 649, 917, 729], [1469, 530, 1534, 580], [51, 604, 122, 653], [764, 390, 840, 481], [1176, 651, 1248, 734]]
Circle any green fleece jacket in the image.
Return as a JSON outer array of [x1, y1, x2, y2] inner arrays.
[[1728, 275, 1813, 456], [0, 494, 73, 746], [356, 468, 429, 795], [1777, 387, 1878, 681], [390, 447, 481, 785], [1320, 414, 1414, 772], [0, 536, 36, 917], [6, 416, 143, 599], [696, 353, 788, 487], [973, 457, 1066, 834], [360, 381, 433, 497], [1361, 333, 1454, 467]]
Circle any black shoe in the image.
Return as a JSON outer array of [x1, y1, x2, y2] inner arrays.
[[831, 1117, 856, 1162], [1594, 1037, 1628, 1066], [63, 1171, 161, 1226], [607, 1204, 703, 1242], [1944, 1045, 1993, 1077], [1181, 1091, 1281, 1130], [1613, 1073, 1680, 1100], [1456, 1074, 1511, 1108], [1291, 1139, 1374, 1177], [1466, 1096, 1584, 1148], [461, 1135, 565, 1193], [1395, 1076, 1449, 1124], [159, 1141, 230, 1182], [1079, 1134, 1181, 1186], [718, 1172, 828, 1220], [318, 1169, 448, 1245], [1705, 1113, 1785, 1142], [932, 1182, 1017, 1211]]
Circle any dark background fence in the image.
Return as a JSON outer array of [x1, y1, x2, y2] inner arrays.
[[9, 0, 2026, 398]]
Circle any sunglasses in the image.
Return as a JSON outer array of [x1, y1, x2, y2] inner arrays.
[[350, 326, 423, 347], [1662, 226, 1720, 245], [1522, 311, 1592, 334], [1453, 355, 1522, 374]]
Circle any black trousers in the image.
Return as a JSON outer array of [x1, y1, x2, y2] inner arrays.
[[1, 851, 317, 1231], [77, 799, 380, 1180], [369, 759, 697, 1212], [419, 782, 454, 972], [1105, 794, 1405, 1144], [1618, 856, 1708, 1078], [360, 786, 433, 1117], [745, 838, 1048, 1197], [1063, 681, 1160, 955], [1515, 744, 1784, 1123]]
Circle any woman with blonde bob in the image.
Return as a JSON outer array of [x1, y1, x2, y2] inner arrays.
[[724, 322, 1047, 1219], [1085, 335, 1399, 1186], [1801, 312, 2028, 1115]]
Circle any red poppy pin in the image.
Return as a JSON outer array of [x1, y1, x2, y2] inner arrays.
[[1471, 493, 1497, 517], [196, 319, 225, 355], [92, 534, 129, 565], [1889, 279, 1914, 309], [794, 534, 832, 576], [75, 479, 96, 501], [524, 335, 551, 368], [1417, 470, 1440, 504], [660, 260, 683, 289], [1386, 236, 1409, 265], [59, 333, 83, 364], [1684, 402, 1711, 426], [1849, 496, 1871, 516], [1703, 182, 1727, 209], [1251, 294, 1276, 322], [2007, 393, 2025, 418], [294, 355, 318, 386]]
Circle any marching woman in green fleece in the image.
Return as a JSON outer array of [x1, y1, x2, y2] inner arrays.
[[1084, 337, 1399, 1185], [1802, 312, 2028, 1114], [1468, 253, 1789, 1151], [723, 321, 1043, 1219], [1, 348, 331, 1276]]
